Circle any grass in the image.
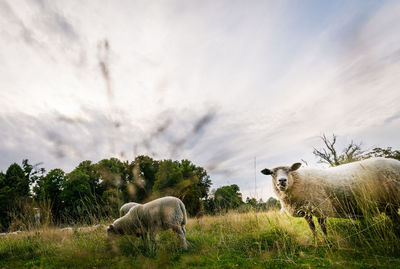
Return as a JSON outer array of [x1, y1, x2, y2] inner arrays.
[[1, 211, 400, 268]]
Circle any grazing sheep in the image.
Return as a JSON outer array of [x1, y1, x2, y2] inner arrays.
[[120, 202, 140, 217], [107, 196, 188, 249], [260, 157, 400, 236]]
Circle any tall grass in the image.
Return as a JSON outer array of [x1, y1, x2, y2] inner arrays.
[[1, 210, 400, 268]]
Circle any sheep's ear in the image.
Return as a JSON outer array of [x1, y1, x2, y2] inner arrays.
[[261, 168, 273, 175], [290, 163, 301, 171]]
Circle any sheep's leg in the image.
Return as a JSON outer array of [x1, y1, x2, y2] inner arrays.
[[317, 217, 327, 236], [182, 226, 186, 237], [305, 215, 316, 237], [173, 226, 188, 250]]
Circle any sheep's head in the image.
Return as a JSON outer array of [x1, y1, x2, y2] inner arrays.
[[260, 162, 301, 191], [107, 223, 142, 237], [107, 224, 123, 235]]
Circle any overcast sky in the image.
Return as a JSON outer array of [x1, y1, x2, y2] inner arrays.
[[1, 0, 400, 200]]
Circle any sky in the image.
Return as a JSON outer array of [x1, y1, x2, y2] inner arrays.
[[1, 0, 400, 200]]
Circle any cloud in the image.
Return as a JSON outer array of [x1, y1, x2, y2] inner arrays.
[[0, 0, 84, 68], [0, 0, 399, 201], [0, 106, 219, 170]]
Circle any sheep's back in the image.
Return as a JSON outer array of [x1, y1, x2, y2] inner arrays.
[[120, 202, 139, 217], [295, 158, 400, 217], [142, 197, 185, 228]]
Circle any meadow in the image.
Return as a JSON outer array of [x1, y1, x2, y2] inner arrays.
[[1, 211, 400, 268]]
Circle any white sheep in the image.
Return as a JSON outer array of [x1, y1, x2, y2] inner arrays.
[[261, 157, 400, 236], [119, 202, 140, 217], [107, 196, 188, 249]]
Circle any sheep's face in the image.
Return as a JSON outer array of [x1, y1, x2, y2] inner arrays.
[[107, 224, 123, 235], [261, 163, 301, 191]]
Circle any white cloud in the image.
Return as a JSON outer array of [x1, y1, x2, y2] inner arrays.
[[0, 0, 399, 201]]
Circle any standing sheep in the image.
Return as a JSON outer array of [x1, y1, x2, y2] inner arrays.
[[260, 157, 400, 236], [119, 202, 140, 217], [107, 196, 188, 249]]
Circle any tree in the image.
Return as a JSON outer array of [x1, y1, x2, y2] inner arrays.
[[214, 184, 243, 213], [313, 134, 400, 167], [61, 169, 97, 223], [363, 147, 400, 161], [153, 160, 183, 195], [313, 134, 363, 166], [177, 160, 211, 216], [246, 197, 257, 207], [193, 166, 212, 199], [244, 197, 281, 212], [129, 155, 159, 202], [1, 156, 212, 224], [5, 163, 29, 197], [22, 159, 45, 187], [96, 158, 128, 211], [0, 162, 35, 231], [265, 197, 281, 210], [34, 169, 65, 222], [0, 172, 13, 231], [75, 160, 102, 198]]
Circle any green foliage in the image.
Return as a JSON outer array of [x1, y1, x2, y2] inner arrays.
[[154, 160, 184, 194], [1, 156, 211, 228], [152, 159, 211, 216], [5, 163, 29, 197], [34, 169, 65, 222], [22, 159, 45, 186], [95, 158, 127, 215], [0, 161, 38, 231], [265, 197, 281, 210], [0, 185, 13, 231], [364, 147, 400, 161], [129, 155, 159, 202], [243, 197, 281, 212], [212, 184, 243, 213], [15, 156, 211, 227], [61, 169, 97, 223]]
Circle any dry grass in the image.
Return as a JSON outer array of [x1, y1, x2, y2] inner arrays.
[[1, 211, 400, 268]]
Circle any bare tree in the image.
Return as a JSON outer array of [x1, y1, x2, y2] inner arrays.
[[313, 134, 363, 166]]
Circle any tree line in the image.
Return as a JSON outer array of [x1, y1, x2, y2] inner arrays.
[[1, 133, 396, 231], [0, 155, 279, 232], [0, 156, 213, 231]]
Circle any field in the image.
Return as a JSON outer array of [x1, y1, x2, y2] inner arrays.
[[1, 211, 400, 268]]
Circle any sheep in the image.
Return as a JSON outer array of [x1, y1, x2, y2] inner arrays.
[[260, 157, 400, 236], [107, 196, 188, 250], [119, 202, 140, 217]]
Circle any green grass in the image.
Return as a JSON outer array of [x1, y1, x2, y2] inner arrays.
[[1, 211, 400, 268]]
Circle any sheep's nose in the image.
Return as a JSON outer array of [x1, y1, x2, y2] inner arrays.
[[278, 178, 287, 184]]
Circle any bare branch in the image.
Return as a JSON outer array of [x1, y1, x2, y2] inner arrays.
[[313, 133, 363, 166]]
